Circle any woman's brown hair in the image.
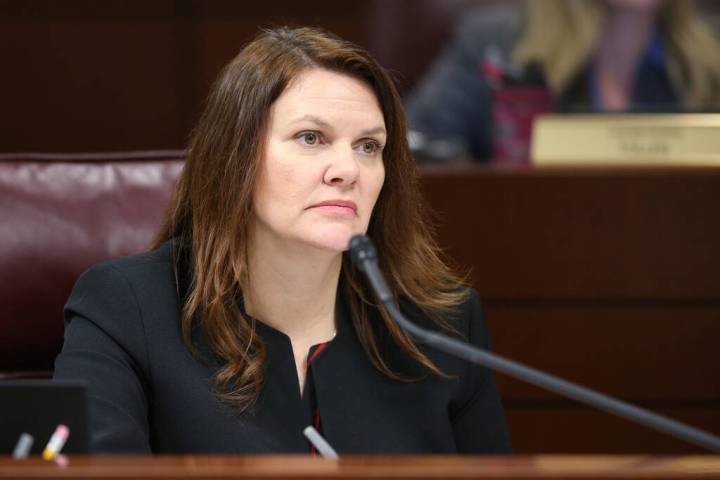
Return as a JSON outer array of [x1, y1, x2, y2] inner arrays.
[[153, 26, 468, 410]]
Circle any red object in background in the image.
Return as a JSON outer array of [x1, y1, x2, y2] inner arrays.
[[492, 87, 553, 164]]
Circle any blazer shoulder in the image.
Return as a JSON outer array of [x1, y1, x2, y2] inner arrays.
[[449, 288, 490, 349], [91, 239, 174, 278], [73, 240, 174, 292], [398, 288, 487, 347], [65, 240, 178, 325], [454, 287, 482, 314]]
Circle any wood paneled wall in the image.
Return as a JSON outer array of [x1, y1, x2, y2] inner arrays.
[[420, 166, 720, 453], [0, 0, 483, 152]]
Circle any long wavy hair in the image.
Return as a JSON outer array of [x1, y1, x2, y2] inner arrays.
[[513, 0, 720, 109], [152, 26, 468, 411]]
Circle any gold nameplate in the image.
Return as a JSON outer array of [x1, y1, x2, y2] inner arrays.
[[531, 114, 720, 166]]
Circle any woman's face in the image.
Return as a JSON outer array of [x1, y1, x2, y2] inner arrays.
[[252, 68, 386, 253]]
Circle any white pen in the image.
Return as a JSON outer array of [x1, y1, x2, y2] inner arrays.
[[303, 426, 339, 459], [12, 433, 34, 459]]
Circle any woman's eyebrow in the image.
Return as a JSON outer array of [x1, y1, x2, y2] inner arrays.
[[359, 127, 387, 137], [290, 115, 333, 129], [289, 114, 386, 138]]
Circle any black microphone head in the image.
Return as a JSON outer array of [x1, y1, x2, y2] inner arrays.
[[348, 234, 377, 270]]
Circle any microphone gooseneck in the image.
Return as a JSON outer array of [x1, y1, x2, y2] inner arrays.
[[348, 234, 720, 452]]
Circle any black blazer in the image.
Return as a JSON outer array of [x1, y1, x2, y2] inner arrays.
[[54, 240, 511, 454]]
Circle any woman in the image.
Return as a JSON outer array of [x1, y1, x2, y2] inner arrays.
[[406, 0, 720, 161], [54, 27, 510, 454]]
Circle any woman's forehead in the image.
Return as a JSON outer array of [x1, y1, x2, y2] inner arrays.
[[270, 68, 385, 131]]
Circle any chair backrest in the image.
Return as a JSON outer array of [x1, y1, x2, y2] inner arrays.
[[0, 151, 185, 375]]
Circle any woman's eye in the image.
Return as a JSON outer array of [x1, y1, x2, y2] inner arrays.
[[299, 132, 319, 145], [361, 140, 382, 155]]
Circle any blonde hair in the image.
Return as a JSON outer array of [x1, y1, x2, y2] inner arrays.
[[513, 0, 720, 109]]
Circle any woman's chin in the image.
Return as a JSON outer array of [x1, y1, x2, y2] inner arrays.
[[302, 229, 358, 253]]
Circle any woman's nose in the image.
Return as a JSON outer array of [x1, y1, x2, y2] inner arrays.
[[323, 146, 359, 186]]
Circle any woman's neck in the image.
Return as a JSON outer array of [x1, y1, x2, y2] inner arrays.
[[595, 5, 659, 110], [244, 232, 341, 342]]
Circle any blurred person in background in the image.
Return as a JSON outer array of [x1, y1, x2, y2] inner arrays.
[[405, 0, 720, 162]]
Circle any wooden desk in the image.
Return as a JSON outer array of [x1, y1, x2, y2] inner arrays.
[[2, 455, 720, 479], [420, 166, 720, 453]]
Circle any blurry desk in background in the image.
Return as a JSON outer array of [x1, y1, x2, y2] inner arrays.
[[2, 456, 720, 479], [420, 166, 720, 453]]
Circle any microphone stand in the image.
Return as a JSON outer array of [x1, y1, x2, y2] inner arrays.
[[349, 234, 720, 452]]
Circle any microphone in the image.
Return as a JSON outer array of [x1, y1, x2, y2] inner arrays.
[[348, 234, 720, 452]]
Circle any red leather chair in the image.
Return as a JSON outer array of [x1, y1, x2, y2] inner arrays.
[[0, 151, 184, 377]]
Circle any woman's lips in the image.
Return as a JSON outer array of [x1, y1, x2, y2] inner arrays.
[[308, 200, 358, 215]]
